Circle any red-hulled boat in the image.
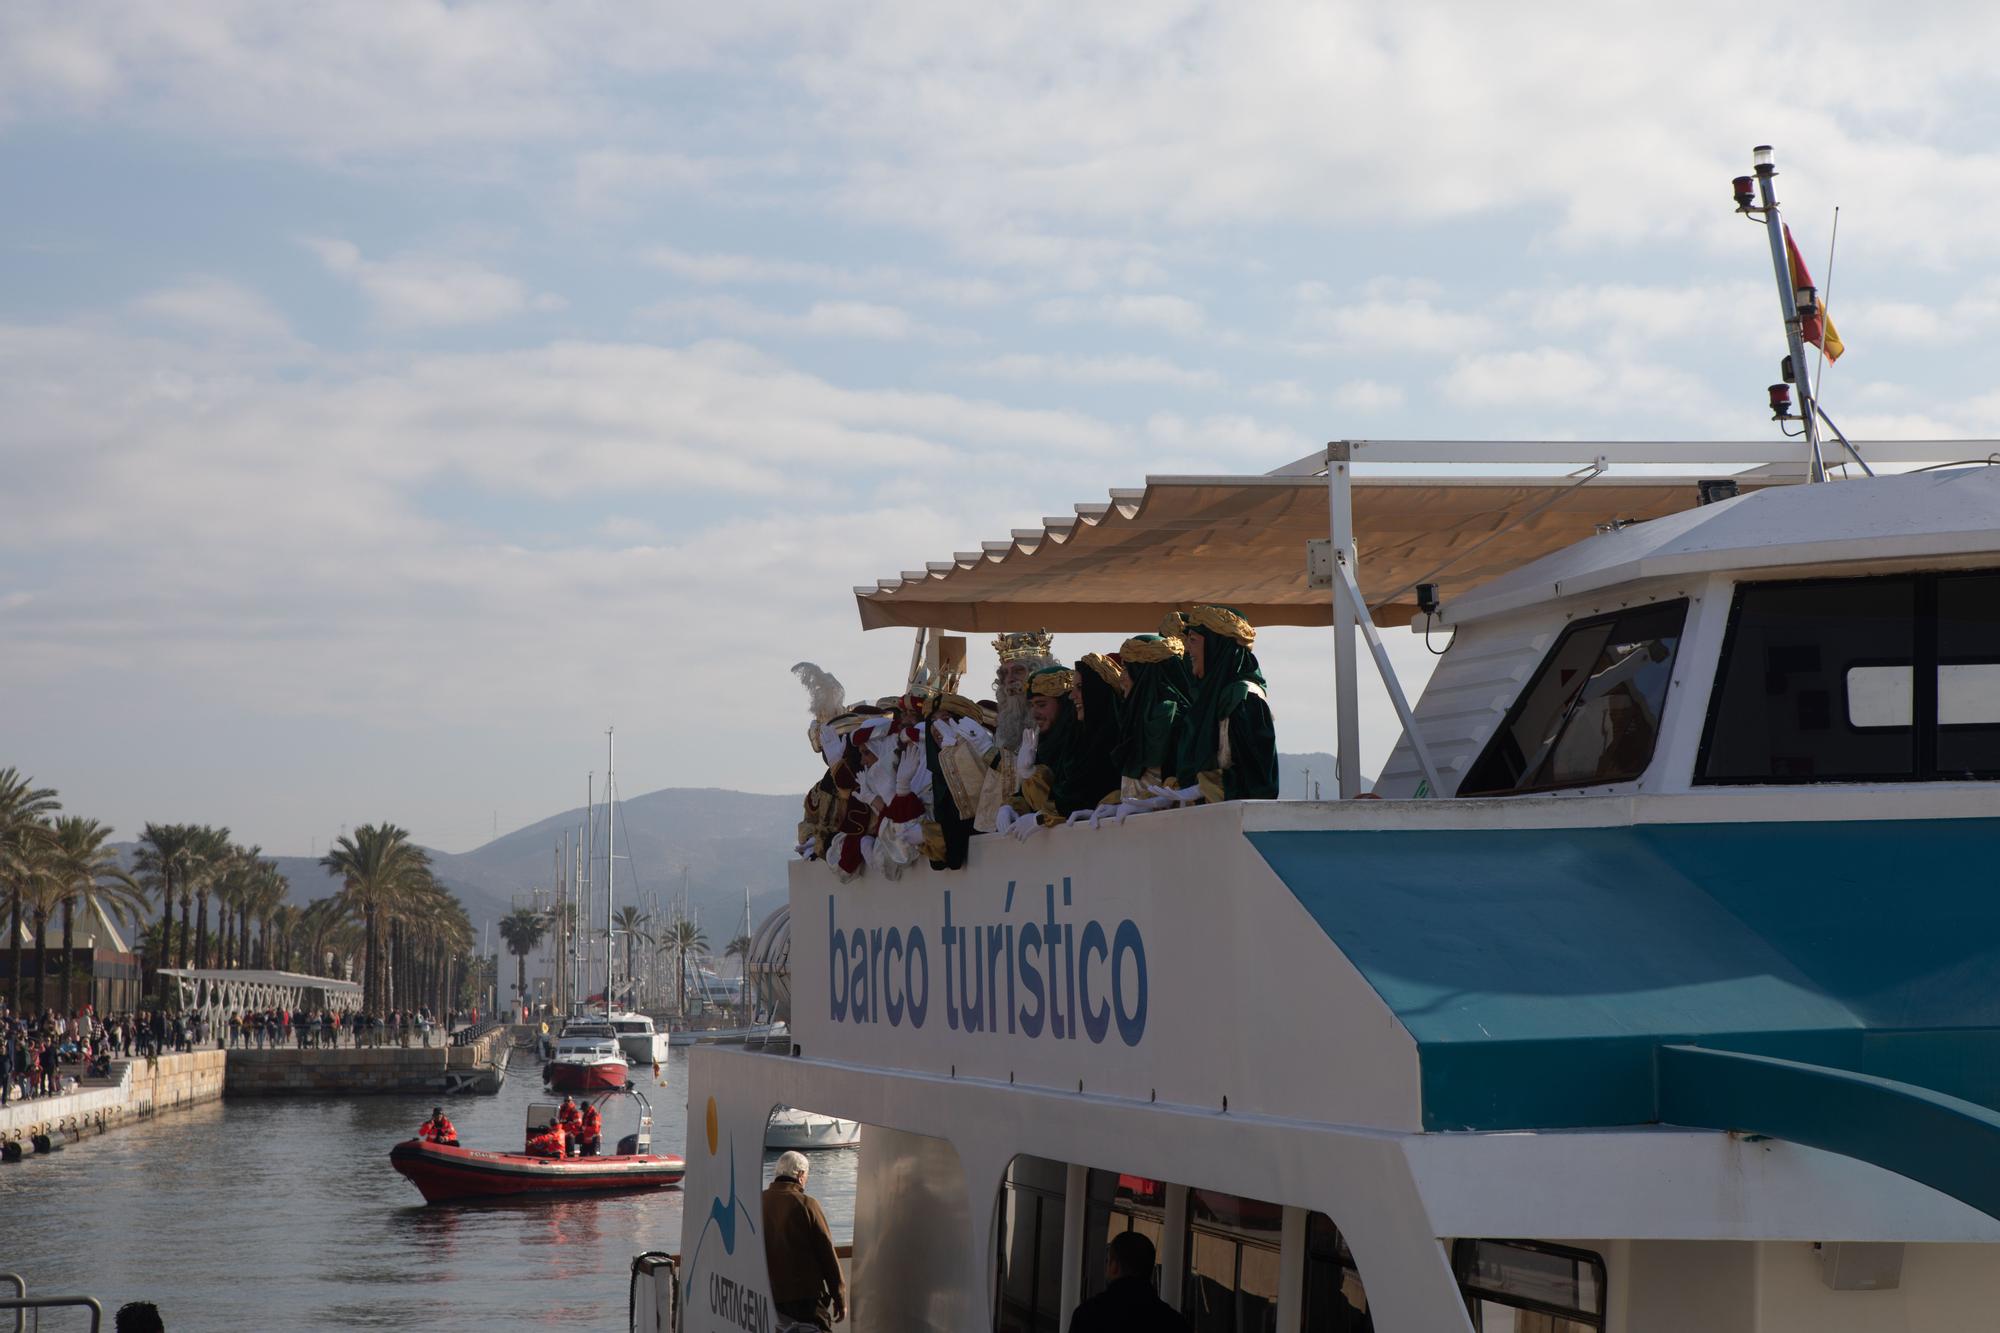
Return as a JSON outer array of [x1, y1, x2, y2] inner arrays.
[[542, 1020, 631, 1092], [391, 1140, 685, 1202], [390, 1087, 683, 1204]]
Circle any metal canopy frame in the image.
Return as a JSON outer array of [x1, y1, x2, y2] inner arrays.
[[158, 967, 362, 1029]]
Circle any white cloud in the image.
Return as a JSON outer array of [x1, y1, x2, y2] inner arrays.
[[304, 237, 552, 329], [1329, 379, 1404, 412], [1248, 380, 1313, 407], [969, 353, 1218, 388], [131, 277, 295, 342], [1443, 348, 1603, 407], [1292, 289, 1493, 354], [640, 294, 953, 342], [641, 245, 1009, 307], [1035, 293, 1206, 337]]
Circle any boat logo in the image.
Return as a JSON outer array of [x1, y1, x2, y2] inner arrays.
[[683, 1097, 772, 1330]]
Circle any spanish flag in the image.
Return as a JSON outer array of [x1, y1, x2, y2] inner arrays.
[[1784, 225, 1844, 361]]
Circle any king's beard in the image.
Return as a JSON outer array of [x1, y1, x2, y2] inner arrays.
[[995, 693, 1032, 753]]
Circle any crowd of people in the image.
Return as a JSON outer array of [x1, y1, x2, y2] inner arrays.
[[795, 606, 1279, 880], [0, 1001, 472, 1103]]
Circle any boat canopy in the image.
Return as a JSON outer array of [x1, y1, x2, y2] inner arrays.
[[852, 439, 1989, 632]]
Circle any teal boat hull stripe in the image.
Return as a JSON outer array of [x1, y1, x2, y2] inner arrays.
[[1659, 1044, 2000, 1221]]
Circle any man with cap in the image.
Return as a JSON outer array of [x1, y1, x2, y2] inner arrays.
[[417, 1105, 458, 1147], [1168, 605, 1279, 803], [762, 1149, 847, 1329]]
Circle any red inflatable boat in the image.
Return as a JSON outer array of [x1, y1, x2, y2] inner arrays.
[[390, 1139, 685, 1202], [390, 1087, 683, 1203]]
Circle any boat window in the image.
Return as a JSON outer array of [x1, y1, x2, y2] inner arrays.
[[995, 1158, 1070, 1333], [1452, 1239, 1605, 1331], [1181, 1193, 1372, 1332], [1698, 570, 2000, 783], [1459, 600, 1689, 796], [1937, 571, 2000, 773], [1080, 1172, 1168, 1302]]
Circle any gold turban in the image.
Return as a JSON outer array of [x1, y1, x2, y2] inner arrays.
[[1183, 604, 1256, 648]]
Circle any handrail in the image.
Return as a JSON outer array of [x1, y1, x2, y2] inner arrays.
[[0, 1295, 103, 1332], [0, 1273, 22, 1333]]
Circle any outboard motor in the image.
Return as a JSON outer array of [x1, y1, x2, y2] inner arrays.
[[615, 1132, 640, 1157]]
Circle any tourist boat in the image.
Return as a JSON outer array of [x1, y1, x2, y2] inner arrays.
[[607, 1010, 669, 1065], [654, 150, 2000, 1333], [542, 1020, 630, 1092], [391, 1088, 683, 1203], [763, 1107, 861, 1150]]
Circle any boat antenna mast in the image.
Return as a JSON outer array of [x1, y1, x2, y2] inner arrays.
[[1733, 144, 1851, 483]]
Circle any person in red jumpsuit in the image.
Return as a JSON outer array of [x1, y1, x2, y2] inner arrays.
[[577, 1103, 603, 1157], [418, 1106, 458, 1147], [558, 1096, 583, 1156], [525, 1120, 566, 1158]]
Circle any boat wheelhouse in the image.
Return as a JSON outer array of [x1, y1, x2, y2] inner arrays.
[[545, 1019, 630, 1093], [667, 438, 2000, 1333], [608, 1010, 669, 1065]]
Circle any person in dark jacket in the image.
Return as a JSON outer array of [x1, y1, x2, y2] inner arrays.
[[1067, 1231, 1189, 1333], [761, 1150, 846, 1329]]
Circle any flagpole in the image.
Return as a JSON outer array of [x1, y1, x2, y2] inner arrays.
[[1748, 145, 1829, 483]]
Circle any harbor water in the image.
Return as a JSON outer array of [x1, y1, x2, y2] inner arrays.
[[0, 1046, 856, 1331]]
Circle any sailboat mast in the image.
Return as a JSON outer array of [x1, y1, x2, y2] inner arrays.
[[605, 726, 616, 1013], [583, 772, 594, 1013]]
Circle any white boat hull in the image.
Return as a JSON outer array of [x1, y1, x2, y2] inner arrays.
[[764, 1111, 861, 1150]]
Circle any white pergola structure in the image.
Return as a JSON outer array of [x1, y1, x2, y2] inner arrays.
[[159, 967, 361, 1028]]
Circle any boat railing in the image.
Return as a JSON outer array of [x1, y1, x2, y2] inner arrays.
[[0, 1272, 105, 1332]]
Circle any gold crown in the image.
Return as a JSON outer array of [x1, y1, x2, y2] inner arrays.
[[1028, 667, 1078, 697], [993, 629, 1055, 664], [1079, 652, 1130, 695], [1184, 604, 1256, 648], [1120, 634, 1185, 664]]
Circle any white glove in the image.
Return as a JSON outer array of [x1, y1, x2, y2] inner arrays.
[[1009, 813, 1042, 842], [993, 806, 1019, 835], [1017, 726, 1038, 772], [1148, 783, 1203, 806], [894, 742, 922, 796], [1065, 808, 1095, 826]]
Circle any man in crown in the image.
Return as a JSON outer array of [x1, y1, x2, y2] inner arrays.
[[1167, 605, 1279, 803], [950, 630, 1057, 832]]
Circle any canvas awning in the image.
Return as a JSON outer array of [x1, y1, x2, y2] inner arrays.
[[855, 471, 1782, 632]]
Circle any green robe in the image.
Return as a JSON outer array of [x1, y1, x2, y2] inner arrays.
[[1069, 661, 1125, 811], [1114, 650, 1193, 784], [1173, 629, 1279, 801]]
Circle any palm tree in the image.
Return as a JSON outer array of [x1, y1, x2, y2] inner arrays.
[[133, 822, 194, 1001], [609, 905, 653, 1004], [657, 916, 708, 1018], [0, 769, 60, 1011], [44, 817, 146, 1012], [498, 908, 548, 1016], [321, 824, 430, 1012], [186, 825, 232, 971]]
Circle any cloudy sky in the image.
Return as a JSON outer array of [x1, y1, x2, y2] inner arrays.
[[5, 1, 1999, 854]]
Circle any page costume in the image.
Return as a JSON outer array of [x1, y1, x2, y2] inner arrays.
[[1171, 605, 1279, 802]]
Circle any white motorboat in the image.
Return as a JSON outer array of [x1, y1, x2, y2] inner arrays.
[[763, 1108, 861, 1150], [657, 150, 2000, 1333], [606, 1011, 668, 1065]]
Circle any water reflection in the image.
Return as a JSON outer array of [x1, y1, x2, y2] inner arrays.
[[0, 1047, 854, 1332]]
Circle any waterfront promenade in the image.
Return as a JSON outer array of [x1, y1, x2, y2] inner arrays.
[[0, 1026, 508, 1156]]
